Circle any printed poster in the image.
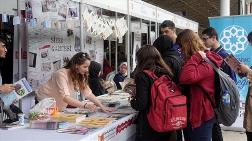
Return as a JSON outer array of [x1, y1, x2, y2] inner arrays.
[[209, 15, 252, 130], [27, 27, 78, 89]]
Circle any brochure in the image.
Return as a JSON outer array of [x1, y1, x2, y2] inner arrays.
[[224, 54, 241, 73], [0, 78, 33, 107]]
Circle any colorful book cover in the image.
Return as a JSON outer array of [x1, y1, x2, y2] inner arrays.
[[224, 54, 241, 73], [0, 78, 32, 107]]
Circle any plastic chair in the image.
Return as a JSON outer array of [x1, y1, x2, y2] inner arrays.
[[106, 71, 116, 81]]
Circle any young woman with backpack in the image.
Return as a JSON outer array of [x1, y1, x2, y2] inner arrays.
[[177, 29, 223, 141], [130, 45, 177, 141]]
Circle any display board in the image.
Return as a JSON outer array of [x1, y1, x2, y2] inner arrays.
[[26, 0, 104, 89], [209, 15, 252, 130]]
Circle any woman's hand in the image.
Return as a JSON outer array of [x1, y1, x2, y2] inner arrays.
[[100, 105, 116, 113], [84, 102, 97, 112]]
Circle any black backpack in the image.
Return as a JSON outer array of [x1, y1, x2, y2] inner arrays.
[[202, 57, 240, 126]]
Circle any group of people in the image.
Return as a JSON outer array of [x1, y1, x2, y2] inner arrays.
[[130, 20, 252, 141], [0, 19, 252, 141], [0, 36, 128, 115]]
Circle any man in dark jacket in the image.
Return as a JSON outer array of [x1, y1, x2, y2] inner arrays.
[[153, 35, 183, 141], [160, 20, 182, 58], [202, 27, 237, 141], [153, 35, 182, 83], [0, 36, 20, 123], [0, 37, 15, 95], [157, 22, 184, 141], [202, 27, 237, 82]]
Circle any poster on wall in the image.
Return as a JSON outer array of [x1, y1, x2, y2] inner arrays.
[[27, 0, 104, 90], [209, 15, 252, 130], [83, 34, 104, 65], [29, 0, 79, 29], [25, 0, 33, 19], [132, 30, 141, 70], [27, 28, 78, 89]]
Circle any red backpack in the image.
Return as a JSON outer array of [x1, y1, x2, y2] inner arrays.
[[144, 70, 187, 132]]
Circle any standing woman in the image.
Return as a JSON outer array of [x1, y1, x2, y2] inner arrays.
[[130, 45, 176, 141], [36, 52, 112, 112], [177, 29, 223, 141]]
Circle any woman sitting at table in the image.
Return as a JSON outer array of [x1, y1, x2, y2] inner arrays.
[[113, 62, 127, 89], [36, 52, 112, 112]]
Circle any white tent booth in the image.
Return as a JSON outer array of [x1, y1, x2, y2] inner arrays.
[[1, 0, 198, 140], [20, 0, 199, 123], [24, 0, 198, 90], [0, 0, 199, 140], [79, 0, 199, 75]]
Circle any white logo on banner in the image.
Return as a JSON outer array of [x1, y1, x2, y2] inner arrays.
[[220, 25, 248, 55]]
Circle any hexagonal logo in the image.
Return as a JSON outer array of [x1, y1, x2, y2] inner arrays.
[[220, 25, 248, 55]]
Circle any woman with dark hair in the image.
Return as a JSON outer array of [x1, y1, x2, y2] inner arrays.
[[130, 45, 176, 141], [36, 52, 112, 112], [153, 35, 182, 84], [177, 29, 223, 141], [88, 61, 106, 96]]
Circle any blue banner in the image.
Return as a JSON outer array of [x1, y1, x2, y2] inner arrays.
[[209, 15, 252, 129]]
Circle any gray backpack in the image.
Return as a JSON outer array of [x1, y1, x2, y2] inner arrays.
[[202, 57, 240, 126]]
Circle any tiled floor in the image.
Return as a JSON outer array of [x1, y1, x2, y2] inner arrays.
[[128, 130, 247, 141], [223, 130, 246, 141]]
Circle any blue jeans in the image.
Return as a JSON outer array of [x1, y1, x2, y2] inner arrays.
[[184, 118, 216, 141]]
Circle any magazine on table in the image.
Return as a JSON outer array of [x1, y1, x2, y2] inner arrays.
[[0, 78, 33, 107]]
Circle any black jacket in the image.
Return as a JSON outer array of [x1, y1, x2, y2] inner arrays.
[[153, 35, 183, 84], [88, 61, 106, 96], [130, 71, 175, 141], [161, 50, 182, 83], [113, 72, 126, 89]]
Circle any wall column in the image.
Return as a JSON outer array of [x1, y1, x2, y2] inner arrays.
[[220, 0, 230, 16]]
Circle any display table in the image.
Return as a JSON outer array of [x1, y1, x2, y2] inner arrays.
[[0, 93, 137, 141], [0, 113, 136, 141]]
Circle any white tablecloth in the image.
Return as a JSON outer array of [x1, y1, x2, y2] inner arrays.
[[0, 112, 137, 141]]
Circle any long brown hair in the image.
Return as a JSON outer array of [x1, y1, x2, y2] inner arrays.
[[64, 52, 91, 91], [134, 45, 173, 78], [177, 29, 207, 62]]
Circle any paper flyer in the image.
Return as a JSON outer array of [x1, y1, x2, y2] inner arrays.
[[0, 78, 32, 107], [224, 54, 241, 73]]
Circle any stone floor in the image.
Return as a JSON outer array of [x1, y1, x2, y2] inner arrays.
[[128, 130, 247, 141], [222, 130, 246, 141]]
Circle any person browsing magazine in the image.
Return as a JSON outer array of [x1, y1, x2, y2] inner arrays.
[[36, 52, 113, 112]]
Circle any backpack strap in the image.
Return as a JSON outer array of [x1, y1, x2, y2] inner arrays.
[[203, 57, 219, 72], [143, 70, 158, 80], [200, 57, 218, 109], [204, 57, 229, 78]]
